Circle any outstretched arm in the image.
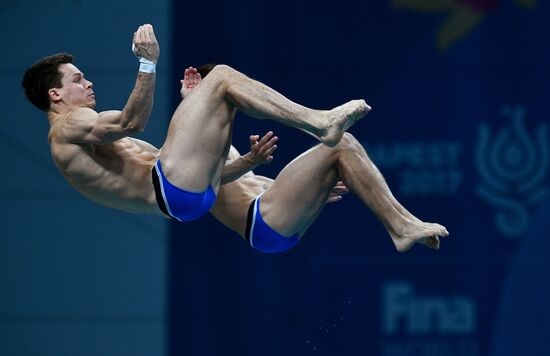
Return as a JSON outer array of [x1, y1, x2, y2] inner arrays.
[[59, 24, 159, 144], [221, 132, 278, 184]]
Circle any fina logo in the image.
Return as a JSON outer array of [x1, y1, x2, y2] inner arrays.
[[382, 282, 476, 335], [475, 105, 549, 238]]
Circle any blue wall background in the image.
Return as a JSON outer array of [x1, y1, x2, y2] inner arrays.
[[169, 1, 549, 355], [3, 0, 548, 355], [1, 1, 172, 354]]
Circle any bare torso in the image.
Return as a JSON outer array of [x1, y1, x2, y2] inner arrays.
[[210, 171, 272, 238], [48, 121, 164, 216]]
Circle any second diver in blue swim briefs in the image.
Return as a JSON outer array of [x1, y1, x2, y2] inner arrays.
[[245, 193, 300, 253]]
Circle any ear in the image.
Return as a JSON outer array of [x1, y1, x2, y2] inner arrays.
[[48, 88, 62, 103]]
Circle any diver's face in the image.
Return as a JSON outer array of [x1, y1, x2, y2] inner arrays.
[[51, 63, 96, 109]]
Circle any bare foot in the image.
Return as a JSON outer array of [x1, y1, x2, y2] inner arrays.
[[320, 100, 371, 147], [389, 220, 449, 252]]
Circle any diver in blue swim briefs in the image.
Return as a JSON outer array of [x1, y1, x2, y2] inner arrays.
[[22, 24, 370, 221], [211, 136, 450, 253], [180, 65, 450, 253]]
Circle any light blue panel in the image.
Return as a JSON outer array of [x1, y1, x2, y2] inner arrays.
[[1, 0, 172, 355], [0, 324, 165, 356]]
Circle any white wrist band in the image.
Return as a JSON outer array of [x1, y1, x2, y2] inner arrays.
[[139, 57, 156, 74]]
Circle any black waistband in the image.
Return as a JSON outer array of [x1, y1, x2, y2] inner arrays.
[[244, 199, 255, 242], [151, 165, 171, 218]]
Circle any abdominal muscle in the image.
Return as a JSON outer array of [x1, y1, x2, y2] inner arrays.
[[50, 137, 164, 215], [210, 172, 266, 238]]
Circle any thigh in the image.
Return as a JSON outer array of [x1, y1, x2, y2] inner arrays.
[[260, 144, 340, 236], [209, 121, 235, 194], [159, 78, 234, 192]]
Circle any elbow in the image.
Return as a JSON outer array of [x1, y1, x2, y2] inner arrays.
[[120, 124, 145, 135], [120, 119, 146, 134], [130, 123, 146, 134]]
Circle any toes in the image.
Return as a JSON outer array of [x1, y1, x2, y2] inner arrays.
[[362, 100, 372, 113], [426, 236, 440, 250]]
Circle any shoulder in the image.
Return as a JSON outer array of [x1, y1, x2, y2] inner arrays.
[[65, 108, 99, 125], [50, 108, 98, 133], [49, 108, 108, 144]]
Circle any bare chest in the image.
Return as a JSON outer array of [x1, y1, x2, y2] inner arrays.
[[49, 138, 160, 211]]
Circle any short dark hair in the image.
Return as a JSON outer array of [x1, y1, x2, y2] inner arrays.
[[197, 63, 217, 78], [22, 53, 74, 112]]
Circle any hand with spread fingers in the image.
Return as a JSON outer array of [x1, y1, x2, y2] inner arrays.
[[240, 131, 278, 166], [180, 66, 202, 98]]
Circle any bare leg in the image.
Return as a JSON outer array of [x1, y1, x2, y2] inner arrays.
[[160, 65, 370, 192], [260, 133, 449, 252], [222, 67, 370, 146], [333, 135, 448, 251]]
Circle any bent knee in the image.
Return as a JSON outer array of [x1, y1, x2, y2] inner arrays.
[[335, 132, 370, 158], [208, 64, 235, 78], [338, 132, 362, 150]]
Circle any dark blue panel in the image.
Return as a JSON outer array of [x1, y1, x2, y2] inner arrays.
[[170, 1, 550, 355]]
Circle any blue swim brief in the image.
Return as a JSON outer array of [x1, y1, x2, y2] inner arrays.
[[245, 194, 300, 253], [151, 160, 216, 222]]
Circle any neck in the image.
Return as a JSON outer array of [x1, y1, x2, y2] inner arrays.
[[47, 105, 69, 126]]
